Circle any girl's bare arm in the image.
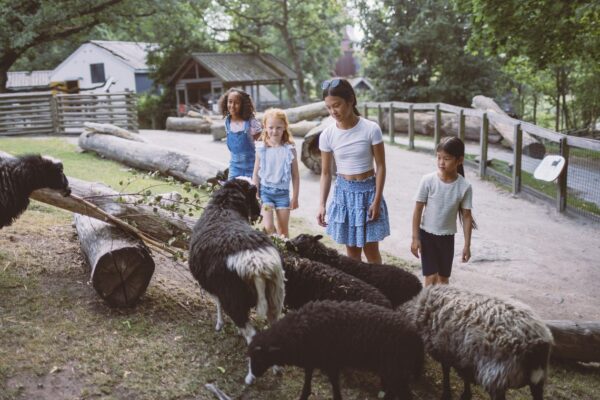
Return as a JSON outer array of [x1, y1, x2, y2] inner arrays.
[[318, 151, 333, 227], [462, 208, 473, 262], [291, 149, 300, 209], [411, 202, 425, 258]]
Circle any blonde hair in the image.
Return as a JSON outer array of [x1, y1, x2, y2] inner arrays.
[[260, 108, 294, 145]]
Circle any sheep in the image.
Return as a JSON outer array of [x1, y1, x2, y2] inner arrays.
[[188, 178, 285, 384], [398, 285, 554, 400], [249, 300, 424, 400], [288, 234, 422, 307], [280, 250, 392, 309], [0, 154, 71, 229]]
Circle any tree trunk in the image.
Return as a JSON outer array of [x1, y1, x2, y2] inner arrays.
[[166, 116, 212, 133], [301, 116, 335, 174], [284, 101, 329, 123], [0, 51, 19, 93], [545, 320, 600, 362], [278, 0, 305, 103], [74, 213, 155, 308], [472, 95, 546, 159], [32, 177, 195, 249], [289, 120, 320, 138], [78, 131, 226, 185], [84, 122, 146, 142], [378, 112, 503, 143]]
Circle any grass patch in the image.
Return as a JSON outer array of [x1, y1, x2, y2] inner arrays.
[[0, 137, 209, 216]]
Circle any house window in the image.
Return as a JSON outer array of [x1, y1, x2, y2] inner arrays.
[[90, 63, 106, 83]]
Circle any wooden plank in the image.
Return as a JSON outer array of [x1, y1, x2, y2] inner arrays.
[[438, 103, 463, 114], [566, 136, 600, 152], [479, 113, 489, 177], [458, 109, 465, 142], [512, 124, 522, 194], [558, 138, 569, 212], [388, 103, 395, 143], [433, 104, 441, 149], [408, 105, 415, 150]]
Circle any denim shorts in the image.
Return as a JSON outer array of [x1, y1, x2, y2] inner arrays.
[[260, 186, 290, 209]]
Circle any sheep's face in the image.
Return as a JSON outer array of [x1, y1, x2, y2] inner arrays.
[[289, 234, 324, 256], [41, 156, 71, 197], [219, 178, 261, 223], [248, 344, 279, 377]]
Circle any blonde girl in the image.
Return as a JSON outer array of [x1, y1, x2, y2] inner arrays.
[[252, 108, 299, 237], [411, 136, 476, 286]]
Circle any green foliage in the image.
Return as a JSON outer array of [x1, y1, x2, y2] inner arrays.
[[212, 0, 348, 102], [357, 0, 502, 106]]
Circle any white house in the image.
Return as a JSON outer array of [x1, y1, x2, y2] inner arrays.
[[51, 40, 157, 94]]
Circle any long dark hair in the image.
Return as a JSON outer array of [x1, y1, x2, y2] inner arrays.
[[436, 136, 477, 229], [218, 88, 256, 120], [321, 78, 360, 116]]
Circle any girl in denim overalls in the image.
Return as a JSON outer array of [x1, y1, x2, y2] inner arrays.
[[218, 89, 262, 180]]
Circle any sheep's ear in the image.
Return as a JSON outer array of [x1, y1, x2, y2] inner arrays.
[[314, 234, 323, 241]]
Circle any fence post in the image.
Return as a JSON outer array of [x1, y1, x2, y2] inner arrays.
[[434, 104, 441, 151], [479, 113, 489, 177], [363, 104, 368, 119], [388, 103, 395, 144], [458, 109, 465, 143], [408, 104, 415, 150], [512, 124, 522, 194], [50, 95, 59, 134], [377, 104, 383, 128], [557, 137, 569, 212]]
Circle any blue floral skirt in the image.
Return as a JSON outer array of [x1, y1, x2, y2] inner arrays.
[[326, 176, 390, 248]]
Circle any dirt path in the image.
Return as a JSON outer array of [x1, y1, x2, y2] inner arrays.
[[81, 130, 600, 321]]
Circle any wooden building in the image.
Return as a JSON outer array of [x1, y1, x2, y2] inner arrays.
[[168, 53, 297, 115]]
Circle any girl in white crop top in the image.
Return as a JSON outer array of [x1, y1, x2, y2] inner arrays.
[[317, 78, 390, 263]]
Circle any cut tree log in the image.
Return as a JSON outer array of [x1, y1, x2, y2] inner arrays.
[[166, 116, 212, 133], [289, 120, 320, 138], [545, 320, 600, 362], [74, 213, 155, 308], [301, 116, 335, 174], [78, 130, 226, 186], [472, 95, 546, 159], [284, 101, 329, 123], [378, 112, 502, 143], [83, 122, 146, 142]]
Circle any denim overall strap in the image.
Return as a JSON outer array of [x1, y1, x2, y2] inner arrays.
[[226, 116, 255, 179]]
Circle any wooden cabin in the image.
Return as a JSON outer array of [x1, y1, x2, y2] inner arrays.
[[168, 53, 297, 114]]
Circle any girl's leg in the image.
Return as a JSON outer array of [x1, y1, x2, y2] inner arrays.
[[363, 241, 382, 264], [274, 208, 291, 237], [424, 274, 438, 286], [261, 206, 276, 234], [438, 275, 450, 285], [346, 245, 362, 261]]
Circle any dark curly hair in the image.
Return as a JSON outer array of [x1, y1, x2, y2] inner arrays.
[[218, 88, 256, 120]]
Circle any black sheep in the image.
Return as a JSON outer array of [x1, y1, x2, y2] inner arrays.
[[281, 251, 391, 309], [289, 234, 422, 307], [188, 179, 285, 384], [0, 154, 71, 228], [249, 300, 424, 400]]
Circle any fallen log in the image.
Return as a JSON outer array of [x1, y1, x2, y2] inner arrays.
[[78, 130, 226, 186], [166, 116, 212, 133], [284, 100, 329, 123], [74, 213, 155, 307], [378, 112, 502, 143], [301, 116, 335, 174], [472, 95, 545, 159], [290, 120, 320, 138], [545, 320, 600, 362], [83, 122, 146, 142]]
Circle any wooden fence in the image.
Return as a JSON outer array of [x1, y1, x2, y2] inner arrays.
[[0, 91, 138, 136], [361, 101, 600, 220]]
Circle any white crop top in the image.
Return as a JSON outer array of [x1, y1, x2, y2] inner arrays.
[[318, 117, 383, 175]]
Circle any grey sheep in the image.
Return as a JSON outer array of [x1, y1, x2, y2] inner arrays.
[[398, 285, 553, 400], [249, 300, 424, 400], [288, 234, 422, 307]]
